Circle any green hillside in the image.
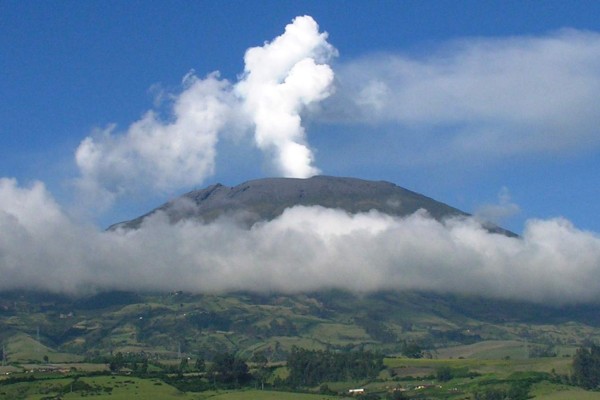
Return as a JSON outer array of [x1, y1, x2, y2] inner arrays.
[[1, 289, 599, 364], [3, 290, 600, 399]]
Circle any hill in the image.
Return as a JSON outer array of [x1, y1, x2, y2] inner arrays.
[[1, 289, 599, 364], [0, 176, 591, 364]]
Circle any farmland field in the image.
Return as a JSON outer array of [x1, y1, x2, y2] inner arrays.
[[3, 290, 600, 399], [0, 376, 194, 400], [195, 390, 342, 400], [0, 353, 597, 400], [532, 382, 600, 399], [0, 376, 344, 400]]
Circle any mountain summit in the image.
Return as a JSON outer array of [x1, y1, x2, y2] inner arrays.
[[109, 176, 513, 236]]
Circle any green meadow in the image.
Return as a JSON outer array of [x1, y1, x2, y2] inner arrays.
[[0, 376, 344, 400]]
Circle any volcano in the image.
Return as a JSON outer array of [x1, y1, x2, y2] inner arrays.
[[109, 175, 514, 236]]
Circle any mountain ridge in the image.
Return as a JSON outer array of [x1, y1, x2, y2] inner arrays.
[[1, 288, 598, 364], [109, 175, 514, 236]]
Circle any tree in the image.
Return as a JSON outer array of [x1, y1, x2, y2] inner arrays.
[[179, 357, 189, 373], [474, 388, 506, 400], [507, 382, 530, 400], [436, 366, 453, 382], [209, 352, 250, 387], [402, 341, 423, 359], [386, 391, 409, 400], [109, 352, 125, 372], [286, 347, 384, 387], [252, 353, 269, 390], [140, 358, 148, 374], [195, 356, 205, 372], [572, 344, 600, 389]]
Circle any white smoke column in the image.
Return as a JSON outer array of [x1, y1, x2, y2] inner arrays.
[[235, 16, 337, 177]]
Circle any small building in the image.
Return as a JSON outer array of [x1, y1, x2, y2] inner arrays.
[[349, 388, 365, 395]]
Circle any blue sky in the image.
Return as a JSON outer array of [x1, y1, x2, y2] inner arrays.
[[2, 0, 600, 235]]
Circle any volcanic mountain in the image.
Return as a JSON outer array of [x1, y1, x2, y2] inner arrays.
[[109, 175, 514, 236], [5, 176, 596, 366]]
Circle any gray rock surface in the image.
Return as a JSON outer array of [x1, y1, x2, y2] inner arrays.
[[109, 176, 514, 236]]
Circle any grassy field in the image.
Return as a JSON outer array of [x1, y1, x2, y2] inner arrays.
[[0, 376, 345, 400], [0, 376, 193, 400], [433, 340, 529, 359], [0, 355, 596, 400], [4, 290, 600, 399], [532, 382, 600, 399], [385, 354, 573, 377], [195, 390, 343, 400], [4, 333, 83, 364], [308, 323, 371, 344], [19, 362, 109, 373]]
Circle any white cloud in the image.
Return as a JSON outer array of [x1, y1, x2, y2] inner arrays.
[[327, 29, 600, 161], [235, 15, 337, 178], [75, 73, 234, 205], [475, 187, 521, 225], [74, 16, 337, 206], [73, 20, 600, 208], [2, 178, 600, 304], [16, 20, 600, 303]]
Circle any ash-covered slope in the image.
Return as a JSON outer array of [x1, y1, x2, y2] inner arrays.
[[109, 176, 513, 236]]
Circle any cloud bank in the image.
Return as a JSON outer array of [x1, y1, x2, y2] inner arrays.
[[2, 178, 600, 304], [326, 29, 600, 163]]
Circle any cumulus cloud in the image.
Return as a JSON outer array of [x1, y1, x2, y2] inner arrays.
[[326, 29, 600, 161], [73, 19, 600, 206], [75, 16, 336, 206], [236, 15, 336, 177], [75, 73, 234, 206], [2, 178, 600, 304]]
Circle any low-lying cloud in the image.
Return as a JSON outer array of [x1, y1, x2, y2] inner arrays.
[[475, 187, 521, 225], [2, 178, 600, 304]]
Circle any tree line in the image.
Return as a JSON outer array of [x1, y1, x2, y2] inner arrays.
[[286, 347, 384, 387], [100, 347, 383, 391], [572, 344, 600, 389]]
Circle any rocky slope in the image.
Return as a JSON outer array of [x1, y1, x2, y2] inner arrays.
[[109, 176, 513, 236]]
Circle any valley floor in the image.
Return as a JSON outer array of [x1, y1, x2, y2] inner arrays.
[[1, 354, 600, 400], [3, 290, 600, 398]]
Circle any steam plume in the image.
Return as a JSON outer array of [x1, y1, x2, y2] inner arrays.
[[235, 15, 336, 177], [74, 16, 336, 206]]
